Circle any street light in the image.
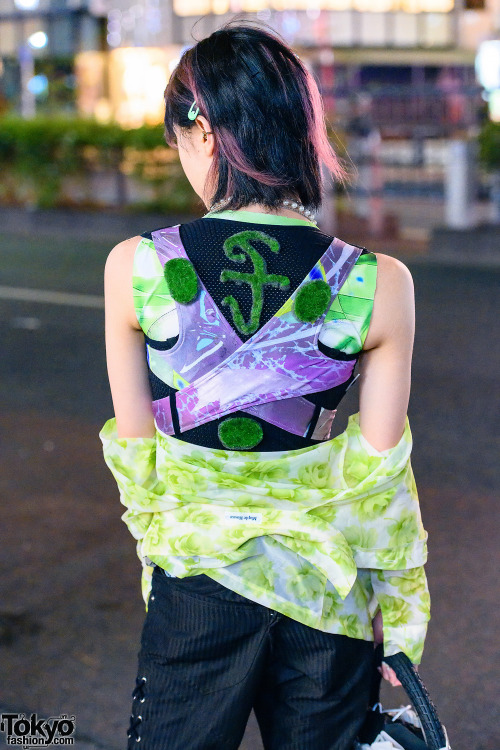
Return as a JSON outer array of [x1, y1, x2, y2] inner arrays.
[[27, 31, 48, 50], [19, 32, 48, 118], [14, 0, 39, 8], [27, 75, 48, 96], [14, 0, 46, 117]]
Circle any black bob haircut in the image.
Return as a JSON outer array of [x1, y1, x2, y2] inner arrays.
[[163, 21, 350, 213]]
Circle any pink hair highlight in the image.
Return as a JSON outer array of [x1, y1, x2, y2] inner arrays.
[[185, 59, 288, 190], [216, 128, 287, 189], [302, 65, 350, 187]]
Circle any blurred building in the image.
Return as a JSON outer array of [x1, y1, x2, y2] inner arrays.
[[0, 0, 105, 113], [1, 0, 499, 128], [0, 0, 105, 56], [90, 0, 498, 132], [96, 0, 500, 50], [98, 0, 497, 53]]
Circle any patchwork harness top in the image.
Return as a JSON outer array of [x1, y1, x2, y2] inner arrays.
[[101, 218, 431, 665], [150, 225, 362, 444]]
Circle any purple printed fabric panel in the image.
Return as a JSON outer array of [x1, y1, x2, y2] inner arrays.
[[151, 227, 243, 385], [175, 241, 361, 434], [150, 226, 325, 436], [153, 394, 173, 437], [244, 399, 320, 438]]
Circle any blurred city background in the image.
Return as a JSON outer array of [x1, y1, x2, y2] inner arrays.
[[1, 1, 499, 749]]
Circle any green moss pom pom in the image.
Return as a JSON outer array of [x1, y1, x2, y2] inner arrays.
[[218, 417, 264, 450], [164, 258, 198, 304], [293, 279, 331, 323]]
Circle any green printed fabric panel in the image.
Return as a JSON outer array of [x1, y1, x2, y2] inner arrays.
[[321, 252, 377, 353], [133, 237, 176, 338], [100, 410, 430, 664]]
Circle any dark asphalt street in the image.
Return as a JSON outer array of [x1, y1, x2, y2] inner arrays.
[[0, 229, 499, 750]]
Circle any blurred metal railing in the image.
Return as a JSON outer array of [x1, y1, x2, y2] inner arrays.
[[326, 84, 484, 139]]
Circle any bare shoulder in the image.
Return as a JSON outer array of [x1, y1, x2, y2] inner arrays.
[[104, 235, 144, 330], [105, 235, 144, 275], [373, 252, 414, 300], [363, 252, 415, 351]]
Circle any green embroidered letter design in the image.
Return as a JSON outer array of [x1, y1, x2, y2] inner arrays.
[[220, 230, 290, 335]]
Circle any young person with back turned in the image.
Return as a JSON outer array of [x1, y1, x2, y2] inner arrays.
[[101, 22, 431, 750]]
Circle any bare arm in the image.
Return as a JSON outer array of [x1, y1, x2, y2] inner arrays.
[[357, 252, 415, 452], [104, 236, 156, 439], [358, 254, 419, 685]]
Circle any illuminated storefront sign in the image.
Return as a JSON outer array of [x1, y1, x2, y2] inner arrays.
[[475, 40, 500, 123], [76, 47, 183, 128], [475, 40, 500, 92], [173, 0, 454, 15]]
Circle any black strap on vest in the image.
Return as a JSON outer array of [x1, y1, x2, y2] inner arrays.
[[145, 333, 179, 351], [169, 391, 181, 437], [305, 403, 322, 440]]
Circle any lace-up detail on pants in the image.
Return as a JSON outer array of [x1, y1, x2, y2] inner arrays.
[[127, 676, 146, 745]]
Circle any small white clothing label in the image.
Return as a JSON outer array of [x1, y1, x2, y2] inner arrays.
[[224, 512, 263, 524]]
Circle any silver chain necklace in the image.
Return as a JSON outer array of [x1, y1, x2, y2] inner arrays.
[[208, 196, 317, 223]]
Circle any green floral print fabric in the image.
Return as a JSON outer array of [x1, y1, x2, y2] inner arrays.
[[100, 411, 431, 664]]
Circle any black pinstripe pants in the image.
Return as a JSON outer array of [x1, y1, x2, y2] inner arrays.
[[126, 565, 374, 750]]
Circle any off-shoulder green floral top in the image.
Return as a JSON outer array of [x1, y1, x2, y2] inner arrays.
[[101, 411, 430, 664]]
